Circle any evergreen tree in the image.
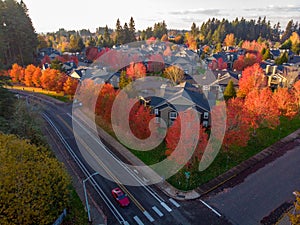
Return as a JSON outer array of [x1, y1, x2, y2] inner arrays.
[[0, 0, 38, 68], [281, 20, 293, 43], [224, 80, 236, 101], [123, 22, 130, 43], [191, 22, 199, 38], [262, 48, 271, 60], [275, 51, 289, 65], [115, 18, 123, 44], [129, 17, 136, 42], [119, 70, 132, 89], [103, 25, 112, 47], [153, 21, 167, 39]]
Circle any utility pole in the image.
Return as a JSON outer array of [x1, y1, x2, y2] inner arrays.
[[83, 172, 99, 223]]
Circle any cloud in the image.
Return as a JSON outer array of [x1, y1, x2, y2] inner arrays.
[[169, 8, 221, 16], [244, 5, 300, 13]]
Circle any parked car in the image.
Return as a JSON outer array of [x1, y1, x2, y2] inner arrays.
[[112, 187, 130, 207]]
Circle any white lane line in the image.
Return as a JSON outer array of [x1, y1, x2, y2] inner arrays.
[[161, 202, 172, 212], [152, 206, 164, 217], [143, 211, 155, 222], [200, 200, 222, 217], [133, 216, 144, 225], [169, 198, 180, 208]]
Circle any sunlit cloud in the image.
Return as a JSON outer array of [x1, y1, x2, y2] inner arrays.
[[169, 8, 221, 16]]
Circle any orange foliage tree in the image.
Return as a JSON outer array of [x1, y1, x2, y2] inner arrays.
[[40, 68, 67, 92], [9, 63, 24, 83], [126, 62, 146, 80], [242, 40, 266, 52], [244, 88, 280, 130], [237, 63, 266, 98], [24, 64, 37, 87], [32, 67, 42, 87], [273, 88, 298, 119], [292, 80, 300, 111], [63, 77, 78, 96], [223, 33, 235, 46]]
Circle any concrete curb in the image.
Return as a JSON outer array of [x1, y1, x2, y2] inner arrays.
[[196, 128, 300, 197]]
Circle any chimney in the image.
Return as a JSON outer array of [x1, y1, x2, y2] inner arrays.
[[272, 65, 277, 75], [266, 65, 270, 74]]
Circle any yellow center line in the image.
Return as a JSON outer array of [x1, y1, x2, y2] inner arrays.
[[56, 114, 146, 212]]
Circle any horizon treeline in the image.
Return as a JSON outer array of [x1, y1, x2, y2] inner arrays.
[[0, 0, 38, 69]]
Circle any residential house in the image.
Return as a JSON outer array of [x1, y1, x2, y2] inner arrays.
[[141, 82, 211, 127], [264, 64, 299, 89]]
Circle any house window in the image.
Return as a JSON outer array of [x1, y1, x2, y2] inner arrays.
[[203, 120, 208, 127], [169, 111, 177, 119], [204, 112, 209, 119], [154, 108, 159, 116], [155, 117, 160, 124]]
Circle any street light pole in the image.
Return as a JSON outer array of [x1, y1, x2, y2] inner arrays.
[[83, 172, 99, 223]]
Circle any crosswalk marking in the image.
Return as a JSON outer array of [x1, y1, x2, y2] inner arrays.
[[169, 198, 180, 208], [161, 202, 172, 212], [143, 211, 155, 222], [152, 206, 164, 217], [133, 216, 144, 225]]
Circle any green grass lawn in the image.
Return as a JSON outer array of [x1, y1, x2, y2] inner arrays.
[[63, 187, 88, 225], [7, 85, 71, 102], [93, 110, 300, 191], [168, 115, 300, 190]]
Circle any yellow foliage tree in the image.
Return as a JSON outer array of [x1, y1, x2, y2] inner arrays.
[[224, 33, 235, 46], [164, 65, 185, 85], [0, 134, 70, 225]]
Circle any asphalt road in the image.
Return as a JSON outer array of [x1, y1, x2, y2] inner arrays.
[[206, 139, 300, 225], [34, 97, 229, 225]]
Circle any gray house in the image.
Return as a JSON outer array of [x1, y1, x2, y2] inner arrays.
[[141, 82, 210, 127]]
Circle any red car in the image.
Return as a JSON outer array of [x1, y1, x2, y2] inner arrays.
[[112, 188, 130, 207]]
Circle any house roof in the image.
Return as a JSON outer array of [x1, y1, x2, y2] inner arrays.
[[151, 84, 210, 113]]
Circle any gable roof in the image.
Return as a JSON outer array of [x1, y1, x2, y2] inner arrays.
[[151, 85, 210, 113]]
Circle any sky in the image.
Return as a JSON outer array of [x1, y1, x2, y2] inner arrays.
[[22, 0, 300, 33]]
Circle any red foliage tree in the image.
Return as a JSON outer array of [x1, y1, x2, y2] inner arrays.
[[237, 63, 266, 98], [41, 55, 51, 65], [86, 47, 99, 61], [217, 58, 227, 70], [165, 110, 208, 164], [126, 62, 146, 80], [244, 88, 280, 130], [129, 103, 155, 140], [95, 83, 116, 124], [224, 98, 251, 149], [233, 53, 261, 71]]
